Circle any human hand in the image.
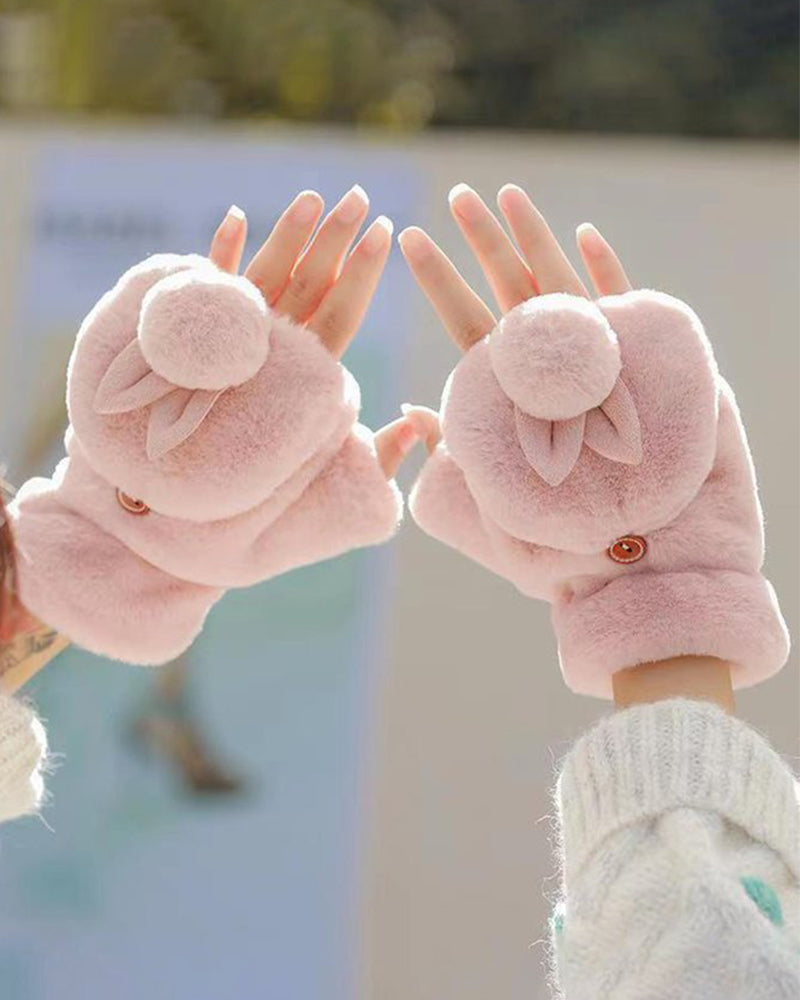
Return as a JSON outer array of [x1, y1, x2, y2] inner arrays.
[[397, 182, 633, 455], [9, 187, 409, 666], [401, 183, 788, 699], [208, 190, 418, 477], [399, 180, 630, 381]]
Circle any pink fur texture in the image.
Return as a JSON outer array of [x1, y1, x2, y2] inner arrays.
[[10, 491, 222, 665], [10, 254, 402, 664], [489, 294, 621, 419], [69, 254, 359, 520], [138, 268, 270, 390], [411, 290, 789, 697]]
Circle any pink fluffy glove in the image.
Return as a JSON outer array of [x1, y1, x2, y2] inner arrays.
[[10, 254, 402, 664], [410, 290, 789, 697]]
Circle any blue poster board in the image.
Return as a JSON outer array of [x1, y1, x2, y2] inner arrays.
[[0, 133, 422, 1000]]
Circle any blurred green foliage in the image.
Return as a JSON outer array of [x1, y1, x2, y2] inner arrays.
[[0, 0, 796, 136]]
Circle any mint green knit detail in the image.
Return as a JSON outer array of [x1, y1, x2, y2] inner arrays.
[[740, 876, 784, 927], [551, 901, 566, 937]]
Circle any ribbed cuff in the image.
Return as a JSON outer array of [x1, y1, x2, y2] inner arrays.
[[0, 691, 48, 824], [556, 698, 800, 885]]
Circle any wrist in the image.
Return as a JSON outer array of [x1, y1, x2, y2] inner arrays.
[[0, 614, 70, 694], [611, 655, 735, 713]]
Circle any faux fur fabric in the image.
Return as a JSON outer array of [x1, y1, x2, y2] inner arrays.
[[11, 253, 402, 664], [410, 290, 789, 696], [442, 290, 720, 551], [489, 293, 621, 420], [69, 255, 359, 521], [138, 268, 270, 391], [16, 424, 401, 588], [10, 491, 223, 664], [553, 570, 789, 699]]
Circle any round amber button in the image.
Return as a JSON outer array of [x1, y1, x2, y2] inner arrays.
[[607, 534, 647, 564], [116, 489, 150, 516]]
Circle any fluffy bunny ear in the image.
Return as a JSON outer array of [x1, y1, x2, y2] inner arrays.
[[584, 379, 642, 465], [515, 409, 586, 487], [146, 388, 223, 461], [94, 340, 173, 414], [93, 267, 273, 461]]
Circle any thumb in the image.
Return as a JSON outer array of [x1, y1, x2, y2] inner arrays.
[[374, 417, 420, 479], [400, 403, 442, 454]]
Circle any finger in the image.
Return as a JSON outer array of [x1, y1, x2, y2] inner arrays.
[[398, 227, 496, 351], [308, 216, 393, 358], [244, 190, 324, 304], [209, 205, 247, 274], [497, 185, 588, 296], [576, 223, 633, 296], [400, 403, 442, 454], [374, 417, 420, 479], [448, 183, 537, 311], [274, 184, 370, 323]]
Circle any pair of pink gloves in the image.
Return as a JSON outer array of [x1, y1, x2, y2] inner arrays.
[[10, 253, 789, 698]]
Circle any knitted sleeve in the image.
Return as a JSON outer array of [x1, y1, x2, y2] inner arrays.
[[552, 699, 800, 999], [0, 690, 48, 824]]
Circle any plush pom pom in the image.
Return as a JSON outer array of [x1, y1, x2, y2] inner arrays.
[[139, 268, 270, 391], [488, 294, 621, 420]]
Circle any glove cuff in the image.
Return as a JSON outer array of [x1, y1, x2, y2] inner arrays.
[[10, 491, 222, 665], [553, 569, 790, 698]]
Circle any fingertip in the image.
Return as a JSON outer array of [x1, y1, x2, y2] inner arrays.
[[576, 222, 606, 257], [397, 225, 422, 244], [401, 402, 437, 419], [398, 226, 432, 259], [449, 182, 484, 223], [376, 417, 421, 478], [210, 206, 248, 271], [216, 205, 247, 238], [397, 420, 420, 457], [497, 183, 527, 208], [341, 184, 369, 221], [291, 189, 325, 223], [361, 215, 394, 255], [399, 403, 441, 452], [448, 182, 472, 203]]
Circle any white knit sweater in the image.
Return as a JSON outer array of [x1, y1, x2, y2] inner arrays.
[[0, 689, 47, 824], [0, 693, 797, 997], [553, 698, 800, 999]]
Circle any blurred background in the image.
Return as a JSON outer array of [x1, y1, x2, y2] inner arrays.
[[0, 2, 797, 998]]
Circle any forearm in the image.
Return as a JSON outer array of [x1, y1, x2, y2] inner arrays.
[[0, 690, 48, 824], [0, 622, 70, 694], [553, 697, 800, 999]]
